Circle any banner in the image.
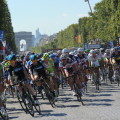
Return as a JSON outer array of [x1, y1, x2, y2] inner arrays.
[[0, 31, 4, 41]]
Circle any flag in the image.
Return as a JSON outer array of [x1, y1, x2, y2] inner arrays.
[[0, 30, 4, 41]]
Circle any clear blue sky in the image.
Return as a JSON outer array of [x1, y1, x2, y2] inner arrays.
[[7, 0, 102, 35]]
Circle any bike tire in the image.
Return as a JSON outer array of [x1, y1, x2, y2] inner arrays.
[[17, 91, 27, 113], [34, 103, 41, 115]]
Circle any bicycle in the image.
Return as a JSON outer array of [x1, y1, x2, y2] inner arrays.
[[91, 66, 100, 90], [114, 65, 120, 86], [0, 93, 9, 120], [13, 78, 41, 116], [40, 76, 56, 108], [67, 72, 85, 105]]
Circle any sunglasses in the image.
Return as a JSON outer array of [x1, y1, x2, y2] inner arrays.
[[10, 60, 15, 63]]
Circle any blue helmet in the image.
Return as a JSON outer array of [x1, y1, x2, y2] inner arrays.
[[49, 54, 56, 59], [6, 54, 16, 60], [30, 55, 37, 60]]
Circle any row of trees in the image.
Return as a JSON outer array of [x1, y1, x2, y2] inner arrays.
[[0, 0, 16, 52], [31, 0, 120, 53]]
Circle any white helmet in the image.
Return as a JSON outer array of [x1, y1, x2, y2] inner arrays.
[[95, 49, 99, 53], [90, 50, 96, 54], [69, 52, 74, 55], [57, 50, 62, 54], [60, 54, 68, 60], [77, 48, 84, 52], [105, 49, 110, 53], [62, 48, 69, 54]]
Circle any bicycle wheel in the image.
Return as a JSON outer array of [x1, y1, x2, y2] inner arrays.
[[0, 108, 9, 120], [0, 112, 9, 120], [24, 95, 34, 117], [33, 101, 41, 115], [44, 86, 55, 108], [94, 74, 99, 90], [17, 90, 27, 113], [74, 81, 85, 105]]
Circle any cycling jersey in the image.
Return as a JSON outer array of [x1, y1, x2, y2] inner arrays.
[[54, 57, 60, 69], [76, 53, 87, 65], [103, 53, 111, 59], [111, 52, 120, 64], [43, 59, 54, 74], [8, 61, 26, 81], [88, 55, 100, 67], [29, 61, 46, 78], [59, 58, 74, 73]]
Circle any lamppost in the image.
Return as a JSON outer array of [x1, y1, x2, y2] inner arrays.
[[84, 0, 94, 49], [84, 0, 93, 13]]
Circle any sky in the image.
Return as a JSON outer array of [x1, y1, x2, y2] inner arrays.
[[7, 0, 102, 35]]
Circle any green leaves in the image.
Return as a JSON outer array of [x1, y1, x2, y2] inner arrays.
[[31, 0, 120, 53], [0, 0, 16, 52]]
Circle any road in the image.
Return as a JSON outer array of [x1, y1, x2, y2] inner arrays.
[[6, 81, 120, 120]]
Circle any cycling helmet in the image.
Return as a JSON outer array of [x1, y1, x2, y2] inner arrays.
[[77, 48, 84, 52], [95, 49, 99, 53], [35, 53, 40, 59], [69, 52, 74, 56], [100, 48, 105, 52], [57, 50, 62, 54], [7, 54, 16, 61], [49, 54, 57, 59], [90, 50, 96, 54], [30, 55, 37, 60], [62, 48, 69, 54], [4, 61, 10, 68], [60, 54, 68, 60], [105, 49, 110, 53], [42, 53, 49, 60], [85, 49, 90, 53]]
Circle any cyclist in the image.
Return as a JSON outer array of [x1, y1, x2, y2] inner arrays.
[[42, 53, 59, 97], [59, 54, 83, 96], [110, 47, 120, 79], [29, 54, 55, 96], [88, 50, 100, 84], [0, 62, 6, 116], [6, 54, 40, 105]]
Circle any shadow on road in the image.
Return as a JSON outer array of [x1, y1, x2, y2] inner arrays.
[[86, 103, 112, 106]]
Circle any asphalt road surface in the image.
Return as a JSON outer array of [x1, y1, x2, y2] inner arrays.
[[6, 81, 120, 120]]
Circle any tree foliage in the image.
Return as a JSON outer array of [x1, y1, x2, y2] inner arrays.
[[0, 0, 16, 52], [31, 0, 120, 53]]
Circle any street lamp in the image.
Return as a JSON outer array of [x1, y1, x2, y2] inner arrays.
[[84, 0, 93, 13]]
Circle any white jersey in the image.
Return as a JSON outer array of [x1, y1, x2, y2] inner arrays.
[[103, 53, 111, 59], [88, 55, 100, 67]]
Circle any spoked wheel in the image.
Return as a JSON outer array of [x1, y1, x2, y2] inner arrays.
[[48, 94, 56, 108], [17, 91, 27, 113], [117, 79, 120, 86], [74, 84, 85, 106], [77, 94, 85, 106], [96, 83, 99, 90], [0, 108, 9, 120], [44, 86, 56, 108], [24, 97, 34, 117], [33, 101, 41, 115]]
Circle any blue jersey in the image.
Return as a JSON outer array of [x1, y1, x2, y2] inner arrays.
[[4, 70, 9, 79]]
